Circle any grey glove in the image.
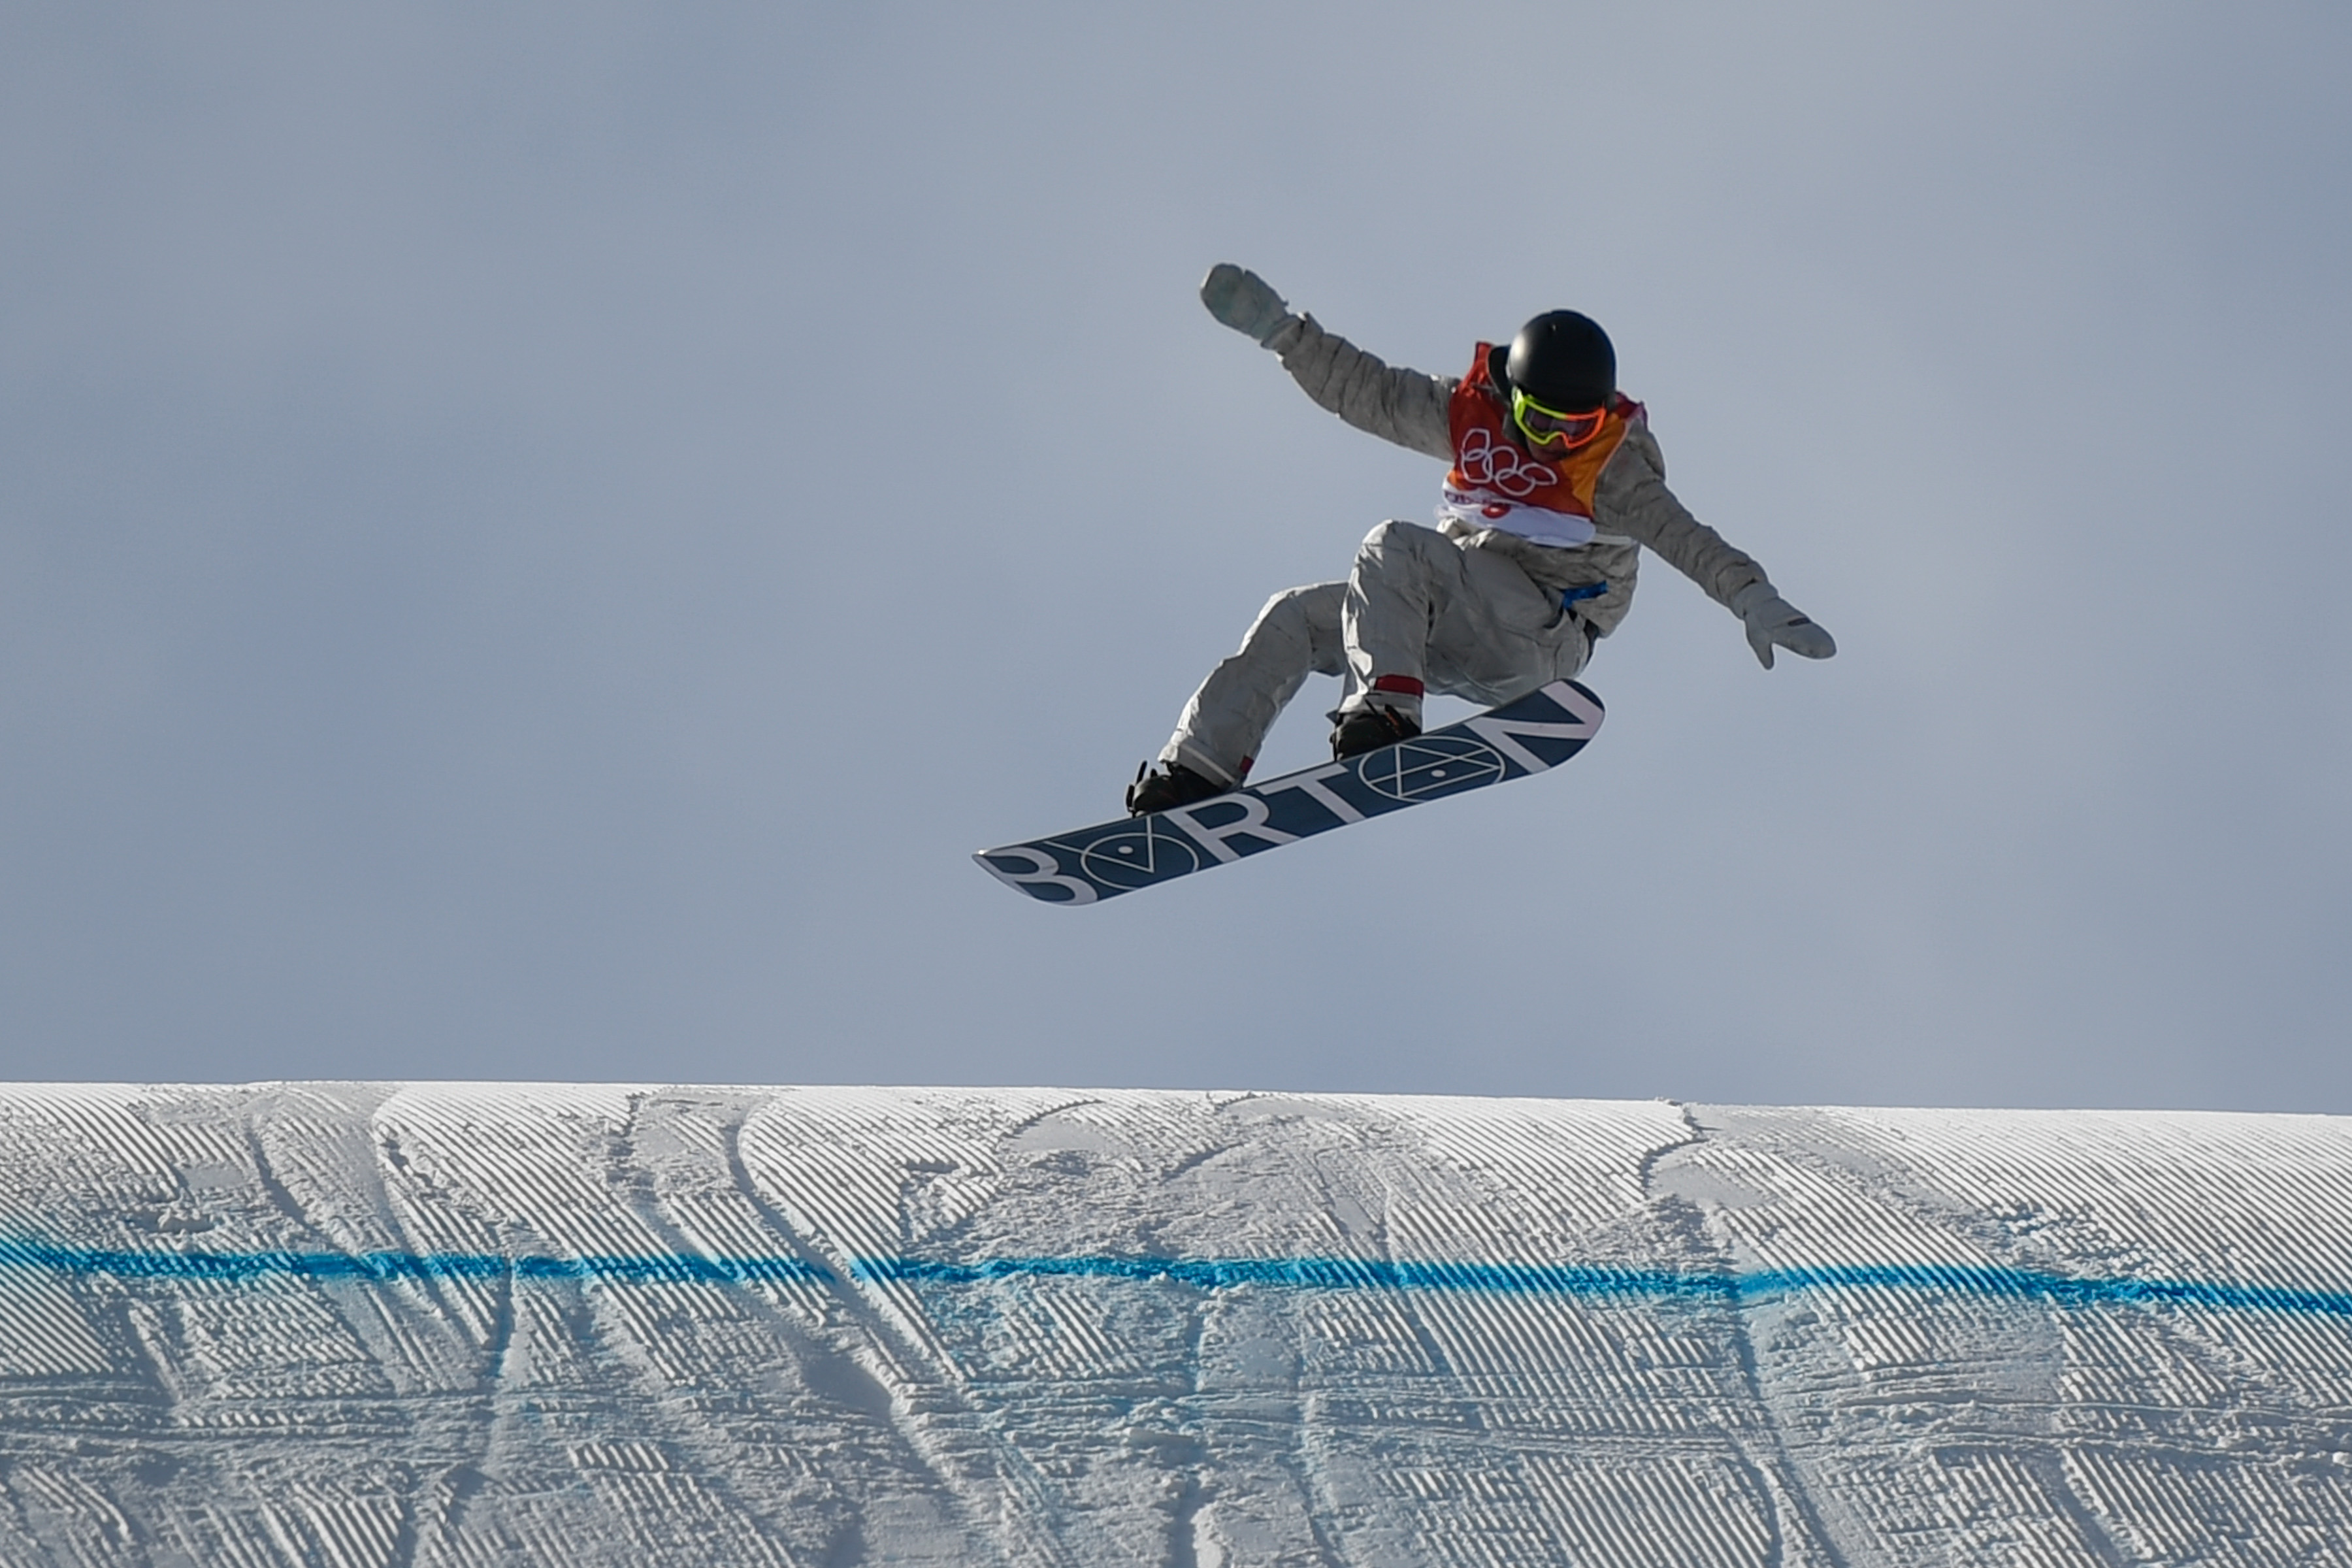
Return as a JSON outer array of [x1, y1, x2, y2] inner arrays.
[[1730, 581, 1837, 670], [1200, 263, 1295, 346]]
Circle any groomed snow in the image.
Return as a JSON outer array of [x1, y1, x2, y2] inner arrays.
[[2, 1086, 2348, 1565]]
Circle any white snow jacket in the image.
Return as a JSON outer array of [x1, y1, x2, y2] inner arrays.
[[1264, 315, 1769, 640]]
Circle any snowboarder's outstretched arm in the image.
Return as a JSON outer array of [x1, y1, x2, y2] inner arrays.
[[1200, 265, 1456, 461], [1597, 423, 1835, 668]]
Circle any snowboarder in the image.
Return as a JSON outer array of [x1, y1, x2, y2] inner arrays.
[[1126, 264, 1837, 815]]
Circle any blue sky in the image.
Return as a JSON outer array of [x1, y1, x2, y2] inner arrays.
[[4, 2, 2347, 1108]]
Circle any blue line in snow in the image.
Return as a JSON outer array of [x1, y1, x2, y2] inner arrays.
[[4, 1239, 2349, 1318], [0, 1238, 830, 1288], [852, 1256, 2352, 1318]]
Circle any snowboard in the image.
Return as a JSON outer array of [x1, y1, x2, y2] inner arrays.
[[975, 678, 1604, 905]]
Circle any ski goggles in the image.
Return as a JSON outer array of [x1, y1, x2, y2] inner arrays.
[[1511, 388, 1609, 450]]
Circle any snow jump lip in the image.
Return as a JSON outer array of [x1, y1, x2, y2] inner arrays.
[[12, 1088, 2352, 1563], [975, 678, 1605, 904], [9, 1238, 2349, 1320]]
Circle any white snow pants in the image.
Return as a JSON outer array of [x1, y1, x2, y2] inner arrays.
[[1160, 520, 1593, 785]]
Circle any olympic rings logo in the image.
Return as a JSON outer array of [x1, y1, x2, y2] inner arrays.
[[1454, 427, 1550, 498]]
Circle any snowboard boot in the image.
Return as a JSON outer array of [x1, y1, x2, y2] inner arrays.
[[1330, 704, 1420, 760], [1126, 760, 1227, 816]]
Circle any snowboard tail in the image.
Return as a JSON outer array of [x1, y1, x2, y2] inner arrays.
[[975, 679, 1603, 905]]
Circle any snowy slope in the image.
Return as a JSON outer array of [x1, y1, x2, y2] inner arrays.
[[1, 1086, 2349, 1567]]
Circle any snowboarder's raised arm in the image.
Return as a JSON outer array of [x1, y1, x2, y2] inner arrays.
[[1597, 421, 1837, 669], [1200, 264, 1456, 462]]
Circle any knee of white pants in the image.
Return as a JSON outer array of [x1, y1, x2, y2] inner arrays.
[[1356, 518, 1440, 563], [1248, 581, 1346, 674], [1252, 583, 1326, 636]]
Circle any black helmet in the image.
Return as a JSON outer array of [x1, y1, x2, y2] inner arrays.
[[1504, 310, 1615, 411]]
